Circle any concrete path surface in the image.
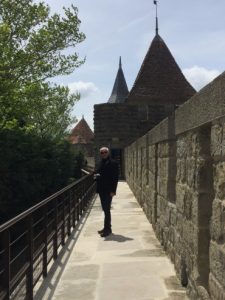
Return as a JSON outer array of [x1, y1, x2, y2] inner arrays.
[[35, 182, 189, 300]]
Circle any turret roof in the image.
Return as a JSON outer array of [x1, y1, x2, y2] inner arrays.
[[108, 57, 129, 103], [126, 34, 196, 105]]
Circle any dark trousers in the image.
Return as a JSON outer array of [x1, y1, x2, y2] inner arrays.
[[99, 193, 112, 231]]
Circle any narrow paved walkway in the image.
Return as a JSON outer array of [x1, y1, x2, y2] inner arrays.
[[35, 182, 188, 300]]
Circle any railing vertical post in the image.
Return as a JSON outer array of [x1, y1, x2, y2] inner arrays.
[[53, 198, 58, 260], [72, 187, 76, 228], [61, 196, 65, 246], [68, 190, 72, 236], [76, 187, 80, 222], [84, 180, 86, 210], [82, 181, 85, 212], [43, 206, 48, 278], [3, 229, 10, 300], [27, 215, 34, 300], [79, 184, 83, 216]]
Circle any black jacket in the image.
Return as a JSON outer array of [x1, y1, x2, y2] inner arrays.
[[95, 157, 119, 194]]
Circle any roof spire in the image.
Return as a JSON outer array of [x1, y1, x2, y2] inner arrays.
[[153, 0, 159, 35], [108, 57, 129, 103]]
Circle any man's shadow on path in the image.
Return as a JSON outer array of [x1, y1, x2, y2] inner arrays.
[[103, 233, 133, 242]]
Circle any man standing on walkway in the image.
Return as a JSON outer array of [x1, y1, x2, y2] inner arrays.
[[95, 147, 119, 237]]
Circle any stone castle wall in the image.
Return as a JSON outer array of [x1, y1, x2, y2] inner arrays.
[[94, 103, 139, 148], [94, 103, 168, 154], [124, 72, 225, 299], [94, 103, 140, 166]]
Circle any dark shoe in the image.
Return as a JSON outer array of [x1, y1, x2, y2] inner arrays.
[[98, 229, 104, 234], [100, 230, 112, 237]]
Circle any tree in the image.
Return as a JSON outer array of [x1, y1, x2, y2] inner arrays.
[[24, 82, 79, 139], [0, 0, 85, 132], [0, 128, 85, 222]]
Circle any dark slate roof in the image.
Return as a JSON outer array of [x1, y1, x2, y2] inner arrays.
[[70, 117, 94, 144], [108, 57, 129, 103], [126, 34, 196, 105]]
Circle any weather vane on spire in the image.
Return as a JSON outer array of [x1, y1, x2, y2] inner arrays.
[[119, 56, 122, 69], [153, 0, 159, 35]]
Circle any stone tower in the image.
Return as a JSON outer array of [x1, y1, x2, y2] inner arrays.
[[125, 33, 196, 135], [94, 26, 196, 178]]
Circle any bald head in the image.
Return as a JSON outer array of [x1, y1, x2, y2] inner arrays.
[[99, 147, 109, 158]]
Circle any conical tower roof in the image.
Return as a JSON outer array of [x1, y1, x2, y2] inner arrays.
[[108, 57, 129, 103], [70, 117, 94, 144], [126, 34, 196, 105]]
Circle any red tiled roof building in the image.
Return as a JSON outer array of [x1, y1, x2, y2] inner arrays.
[[70, 117, 94, 157]]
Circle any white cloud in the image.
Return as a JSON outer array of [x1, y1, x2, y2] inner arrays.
[[68, 81, 99, 98], [118, 13, 151, 33], [182, 66, 220, 91]]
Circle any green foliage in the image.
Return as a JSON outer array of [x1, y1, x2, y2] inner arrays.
[[23, 82, 80, 139], [73, 151, 86, 179], [0, 1, 87, 223], [0, 129, 86, 222], [0, 0, 85, 135]]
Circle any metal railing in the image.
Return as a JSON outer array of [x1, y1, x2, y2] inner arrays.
[[0, 174, 96, 300]]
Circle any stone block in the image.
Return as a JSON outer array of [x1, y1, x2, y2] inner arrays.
[[211, 123, 222, 159], [177, 138, 188, 159], [158, 142, 169, 158], [148, 145, 156, 158], [182, 220, 195, 251], [176, 184, 186, 214], [157, 177, 168, 198], [209, 272, 225, 300], [158, 157, 169, 178], [194, 158, 213, 193], [176, 214, 184, 237], [183, 188, 195, 221], [149, 158, 156, 173], [174, 253, 182, 279], [156, 195, 164, 216], [211, 198, 225, 243], [186, 157, 196, 188], [214, 162, 225, 200], [190, 192, 204, 225], [169, 209, 177, 226], [148, 171, 155, 189], [176, 159, 187, 184], [221, 122, 225, 158], [168, 226, 176, 245], [209, 241, 225, 289]]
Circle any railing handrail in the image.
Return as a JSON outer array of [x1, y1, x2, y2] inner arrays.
[[0, 174, 90, 232], [81, 168, 91, 175], [0, 173, 96, 300]]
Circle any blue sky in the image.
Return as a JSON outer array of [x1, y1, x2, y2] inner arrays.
[[43, 0, 225, 129]]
